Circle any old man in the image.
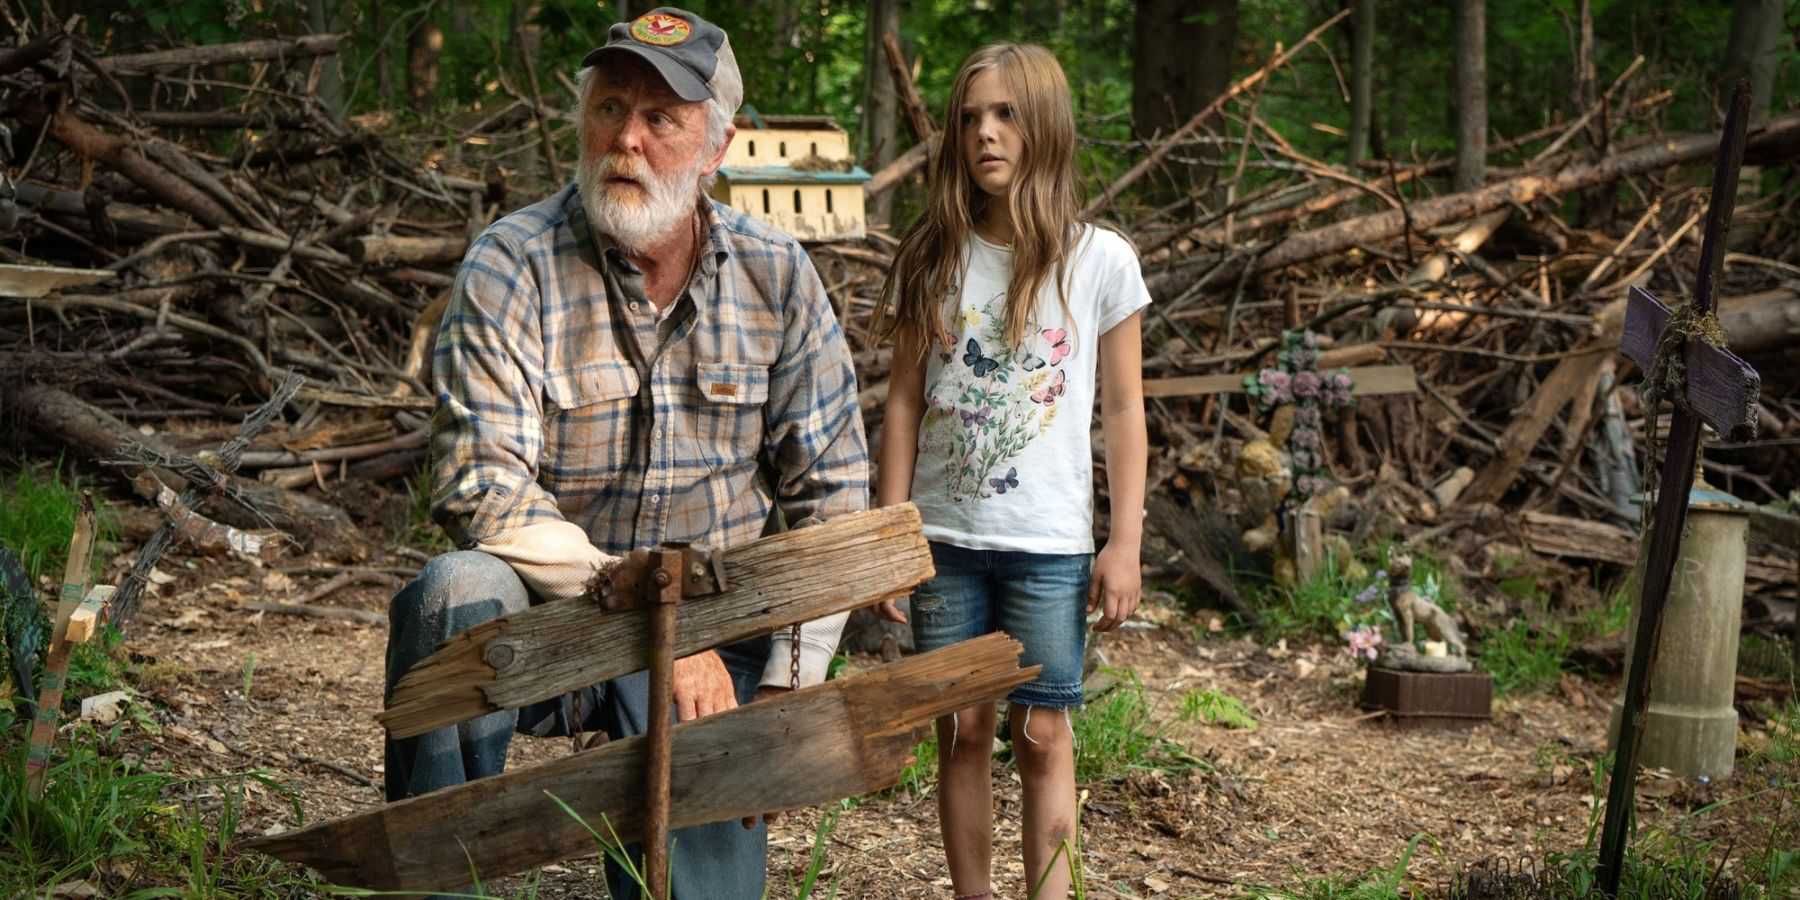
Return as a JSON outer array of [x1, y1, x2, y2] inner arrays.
[[384, 8, 869, 898]]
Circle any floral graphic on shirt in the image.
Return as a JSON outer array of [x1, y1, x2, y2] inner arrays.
[[919, 293, 1077, 502]]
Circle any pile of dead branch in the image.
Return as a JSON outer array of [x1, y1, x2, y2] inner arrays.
[[0, 17, 1795, 631], [0, 24, 520, 549]]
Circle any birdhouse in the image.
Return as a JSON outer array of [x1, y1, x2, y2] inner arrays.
[[711, 114, 871, 243]]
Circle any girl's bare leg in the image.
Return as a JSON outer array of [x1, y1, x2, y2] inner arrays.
[[937, 703, 998, 896], [1010, 702, 1077, 899]]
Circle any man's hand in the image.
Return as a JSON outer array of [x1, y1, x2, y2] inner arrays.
[[672, 650, 737, 722], [1088, 541, 1142, 632]]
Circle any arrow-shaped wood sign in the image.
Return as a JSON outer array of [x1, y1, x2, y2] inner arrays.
[[250, 632, 1037, 893], [380, 503, 935, 738]]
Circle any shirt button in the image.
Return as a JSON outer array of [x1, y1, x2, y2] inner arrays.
[[649, 494, 660, 505], [628, 301, 640, 313]]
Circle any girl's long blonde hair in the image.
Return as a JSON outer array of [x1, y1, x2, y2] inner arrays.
[[874, 43, 1081, 356]]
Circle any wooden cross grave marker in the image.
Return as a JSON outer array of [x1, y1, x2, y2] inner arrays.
[[24, 494, 120, 799], [1596, 79, 1762, 897], [1143, 331, 1417, 580], [247, 504, 1041, 896]]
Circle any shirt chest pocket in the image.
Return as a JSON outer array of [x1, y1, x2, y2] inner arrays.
[[687, 361, 770, 470], [541, 361, 640, 492]]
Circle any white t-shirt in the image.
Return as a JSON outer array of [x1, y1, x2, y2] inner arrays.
[[910, 225, 1152, 554]]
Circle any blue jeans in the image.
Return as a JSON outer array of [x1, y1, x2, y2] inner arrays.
[[908, 541, 1091, 709], [384, 550, 769, 900]]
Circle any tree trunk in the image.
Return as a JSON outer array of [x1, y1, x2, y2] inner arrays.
[[406, 19, 443, 113], [306, 0, 342, 121], [860, 0, 902, 227], [1452, 0, 1487, 192], [373, 0, 391, 106], [1347, 0, 1374, 167], [1722, 0, 1782, 127], [1721, 0, 1782, 248], [1132, 0, 1239, 189]]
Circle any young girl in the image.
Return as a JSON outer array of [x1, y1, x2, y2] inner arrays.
[[873, 43, 1149, 900]]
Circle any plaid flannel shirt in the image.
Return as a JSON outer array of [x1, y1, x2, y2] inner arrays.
[[431, 183, 869, 579]]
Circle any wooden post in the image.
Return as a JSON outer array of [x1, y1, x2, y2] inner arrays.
[[26, 495, 97, 797], [642, 551, 681, 900], [1596, 80, 1761, 896]]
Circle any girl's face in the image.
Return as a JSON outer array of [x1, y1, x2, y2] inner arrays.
[[959, 68, 1023, 198]]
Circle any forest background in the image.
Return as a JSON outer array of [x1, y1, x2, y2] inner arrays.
[[54, 0, 1800, 233]]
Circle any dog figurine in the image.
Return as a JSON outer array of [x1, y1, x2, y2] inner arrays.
[[1386, 551, 1466, 656]]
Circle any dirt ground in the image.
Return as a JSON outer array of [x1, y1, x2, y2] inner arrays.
[[111, 543, 1795, 900]]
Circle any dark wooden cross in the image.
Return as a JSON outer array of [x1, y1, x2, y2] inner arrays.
[[1597, 80, 1762, 896]]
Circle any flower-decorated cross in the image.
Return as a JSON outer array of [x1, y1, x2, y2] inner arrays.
[[1242, 330, 1356, 503]]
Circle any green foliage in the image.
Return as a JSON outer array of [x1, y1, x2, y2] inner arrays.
[[533, 791, 845, 900], [401, 463, 453, 553], [1179, 688, 1258, 730], [1482, 588, 1631, 696], [1071, 669, 1202, 782], [1759, 696, 1800, 765], [0, 462, 112, 587], [1738, 632, 1798, 684], [1254, 543, 1463, 647], [1245, 834, 1424, 900], [0, 727, 320, 897], [888, 730, 938, 800], [67, 625, 129, 697], [1481, 617, 1572, 696]]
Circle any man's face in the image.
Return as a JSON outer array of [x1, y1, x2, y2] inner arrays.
[[577, 57, 727, 251]]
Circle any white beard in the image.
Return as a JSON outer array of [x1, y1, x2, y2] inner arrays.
[[578, 150, 704, 254]]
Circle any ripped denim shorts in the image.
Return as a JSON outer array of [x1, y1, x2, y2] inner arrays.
[[908, 540, 1091, 709]]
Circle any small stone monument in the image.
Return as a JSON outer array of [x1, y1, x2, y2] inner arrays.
[[1606, 473, 1750, 781], [1358, 552, 1493, 729]]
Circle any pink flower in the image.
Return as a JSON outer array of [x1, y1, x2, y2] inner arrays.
[[1294, 371, 1321, 398], [1345, 626, 1383, 661]]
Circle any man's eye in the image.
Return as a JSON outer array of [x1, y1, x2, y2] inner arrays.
[[651, 112, 673, 127]]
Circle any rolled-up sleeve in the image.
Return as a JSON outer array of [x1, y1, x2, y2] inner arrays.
[[430, 234, 564, 547]]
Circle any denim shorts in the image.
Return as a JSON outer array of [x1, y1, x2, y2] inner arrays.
[[909, 541, 1091, 709]]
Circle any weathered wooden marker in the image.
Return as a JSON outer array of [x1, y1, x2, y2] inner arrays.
[[1597, 80, 1761, 896], [25, 494, 118, 798], [249, 504, 1042, 896]]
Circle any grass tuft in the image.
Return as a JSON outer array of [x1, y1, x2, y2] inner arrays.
[[1179, 688, 1258, 730], [0, 726, 321, 897], [1071, 669, 1203, 782]]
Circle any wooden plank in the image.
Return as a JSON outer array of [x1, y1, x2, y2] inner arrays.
[[64, 585, 116, 645], [380, 504, 935, 738], [1620, 286, 1762, 441], [1459, 298, 1626, 507], [0, 264, 115, 298], [249, 633, 1037, 894], [1143, 364, 1417, 399]]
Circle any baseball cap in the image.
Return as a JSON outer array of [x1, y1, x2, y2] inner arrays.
[[582, 8, 743, 114]]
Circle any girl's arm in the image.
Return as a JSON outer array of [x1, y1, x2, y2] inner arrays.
[[1091, 310, 1146, 631], [874, 334, 930, 621]]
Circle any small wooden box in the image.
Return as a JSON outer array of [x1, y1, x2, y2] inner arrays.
[[1359, 667, 1492, 729]]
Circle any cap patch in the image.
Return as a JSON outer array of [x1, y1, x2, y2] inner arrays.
[[630, 12, 692, 46]]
